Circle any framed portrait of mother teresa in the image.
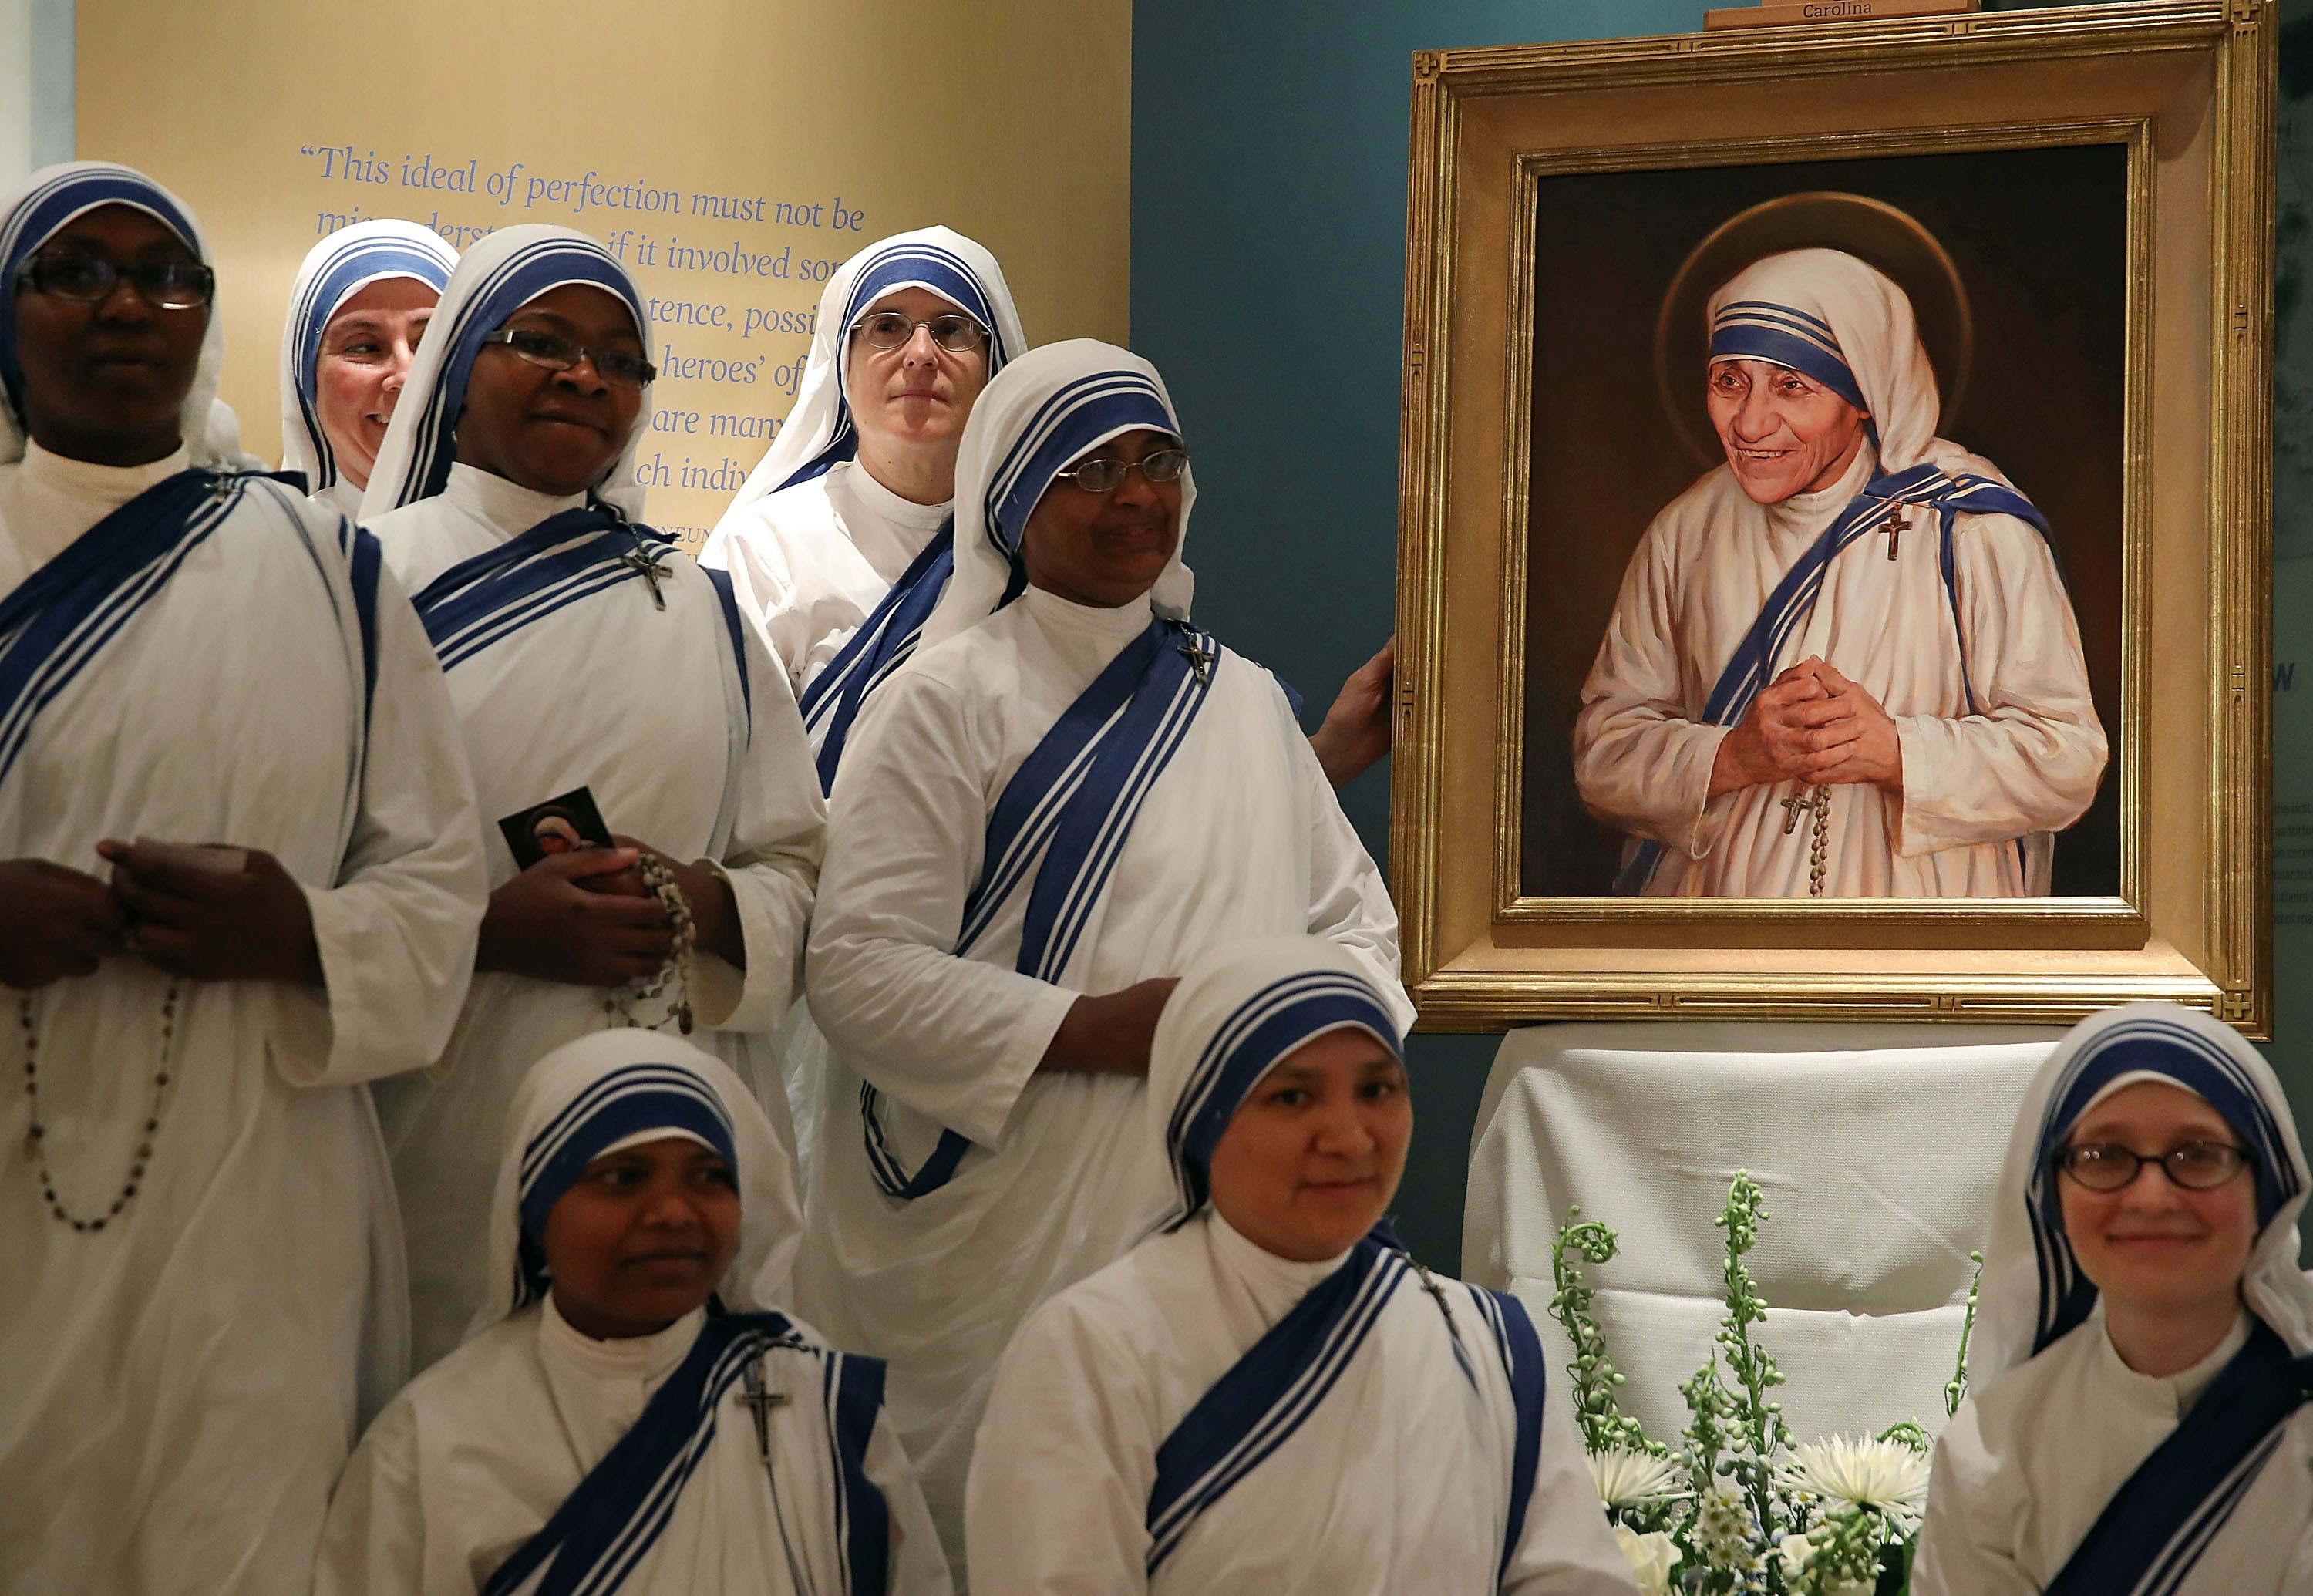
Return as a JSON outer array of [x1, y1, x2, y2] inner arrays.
[[1391, 2, 2278, 1031]]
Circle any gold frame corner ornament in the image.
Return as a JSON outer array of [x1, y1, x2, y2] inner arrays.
[[1391, 2, 2275, 1036]]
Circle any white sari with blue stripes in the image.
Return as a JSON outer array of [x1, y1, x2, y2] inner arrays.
[[1916, 1004, 2313, 1594], [0, 452, 487, 1594], [367, 463, 824, 1374], [1572, 439, 2106, 897], [796, 587, 1407, 1564], [968, 1212, 1637, 1594]]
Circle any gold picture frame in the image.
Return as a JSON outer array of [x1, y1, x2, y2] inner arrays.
[[1390, 2, 2276, 1032]]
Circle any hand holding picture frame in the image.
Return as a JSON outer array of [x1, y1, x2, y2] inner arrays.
[[1391, 2, 2276, 1032]]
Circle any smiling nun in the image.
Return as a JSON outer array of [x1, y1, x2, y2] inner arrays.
[[357, 224, 825, 1374]]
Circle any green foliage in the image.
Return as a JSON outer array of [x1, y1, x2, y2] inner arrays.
[[1550, 1207, 1665, 1457], [1944, 1251, 1985, 1419]]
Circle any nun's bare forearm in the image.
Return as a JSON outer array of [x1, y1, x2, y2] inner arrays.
[[1038, 977, 1180, 1076]]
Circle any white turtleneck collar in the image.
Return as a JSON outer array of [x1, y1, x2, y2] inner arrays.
[[534, 1293, 706, 1473], [1203, 1209, 1358, 1333], [840, 457, 951, 531], [0, 436, 194, 577], [2092, 1302, 2252, 1419], [443, 460, 588, 543], [1018, 581, 1155, 644], [1754, 433, 1878, 538], [539, 1292, 704, 1384]]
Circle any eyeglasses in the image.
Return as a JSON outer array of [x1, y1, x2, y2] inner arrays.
[[1051, 448, 1190, 495], [852, 310, 986, 353], [15, 253, 214, 310], [2052, 1140, 2251, 1193], [479, 328, 655, 389]]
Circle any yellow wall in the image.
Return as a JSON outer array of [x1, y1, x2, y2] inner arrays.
[[75, 0, 1131, 541]]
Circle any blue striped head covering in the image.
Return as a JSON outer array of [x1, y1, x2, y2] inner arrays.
[[477, 1030, 803, 1335], [717, 226, 1027, 516], [922, 338, 1197, 651], [277, 221, 457, 499], [1149, 934, 1410, 1231], [1972, 1004, 2313, 1382], [0, 161, 227, 469], [361, 224, 653, 520], [1708, 298, 1867, 414], [1704, 248, 1944, 475]]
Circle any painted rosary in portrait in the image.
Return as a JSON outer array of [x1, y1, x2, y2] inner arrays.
[[1392, 3, 2275, 1028]]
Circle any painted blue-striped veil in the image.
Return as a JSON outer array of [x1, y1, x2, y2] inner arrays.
[[1969, 1002, 2313, 1386], [1146, 934, 1411, 1233], [277, 220, 457, 498], [0, 161, 230, 469], [359, 224, 654, 521], [473, 1029, 803, 1339]]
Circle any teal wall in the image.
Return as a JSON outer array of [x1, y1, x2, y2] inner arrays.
[[1129, 0, 2313, 1268]]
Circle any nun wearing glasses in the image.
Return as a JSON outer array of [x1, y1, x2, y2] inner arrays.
[[701, 227, 1025, 790], [1912, 1003, 2313, 1594], [359, 225, 824, 1375], [796, 339, 1410, 1574], [278, 220, 457, 517], [0, 163, 484, 1596]]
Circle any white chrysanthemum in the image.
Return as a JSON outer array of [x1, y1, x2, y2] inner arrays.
[[1776, 1435, 1932, 1531], [1587, 1446, 1680, 1509], [1613, 1524, 1681, 1596]]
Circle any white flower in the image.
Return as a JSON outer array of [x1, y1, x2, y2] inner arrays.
[[1587, 1446, 1680, 1509], [1694, 1482, 1752, 1547], [1612, 1524, 1681, 1596], [1778, 1532, 1816, 1580], [1776, 1435, 1933, 1532]]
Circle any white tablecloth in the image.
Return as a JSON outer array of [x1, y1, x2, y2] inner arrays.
[[1462, 1022, 2059, 1445]]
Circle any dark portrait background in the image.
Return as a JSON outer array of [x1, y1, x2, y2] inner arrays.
[[1519, 142, 2128, 900]]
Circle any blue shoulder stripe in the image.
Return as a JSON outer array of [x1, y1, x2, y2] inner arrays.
[[0, 470, 241, 793], [1146, 1239, 1404, 1571], [823, 1349, 893, 1596]]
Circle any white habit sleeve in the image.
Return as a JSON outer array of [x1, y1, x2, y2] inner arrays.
[[1909, 1397, 2039, 1596], [806, 671, 1077, 1149], [1570, 526, 1729, 860], [689, 614, 824, 1035], [867, 1402, 960, 1595], [1891, 513, 2106, 857], [284, 554, 487, 1087], [311, 1399, 429, 1596], [965, 1296, 1153, 1593]]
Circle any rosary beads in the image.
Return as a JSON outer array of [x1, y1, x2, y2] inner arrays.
[[608, 854, 698, 1035], [19, 981, 180, 1231]]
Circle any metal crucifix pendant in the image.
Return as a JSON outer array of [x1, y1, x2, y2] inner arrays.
[[619, 547, 673, 611], [736, 1358, 788, 1467], [1881, 506, 1907, 561], [1177, 640, 1214, 684]]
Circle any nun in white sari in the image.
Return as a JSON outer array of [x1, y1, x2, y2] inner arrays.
[[279, 220, 458, 516], [967, 934, 1636, 1594], [361, 224, 824, 1372], [701, 226, 1025, 779], [317, 1029, 950, 1596], [0, 163, 486, 1594], [1573, 248, 2106, 897], [800, 339, 1411, 1573], [1913, 1003, 2313, 1594]]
